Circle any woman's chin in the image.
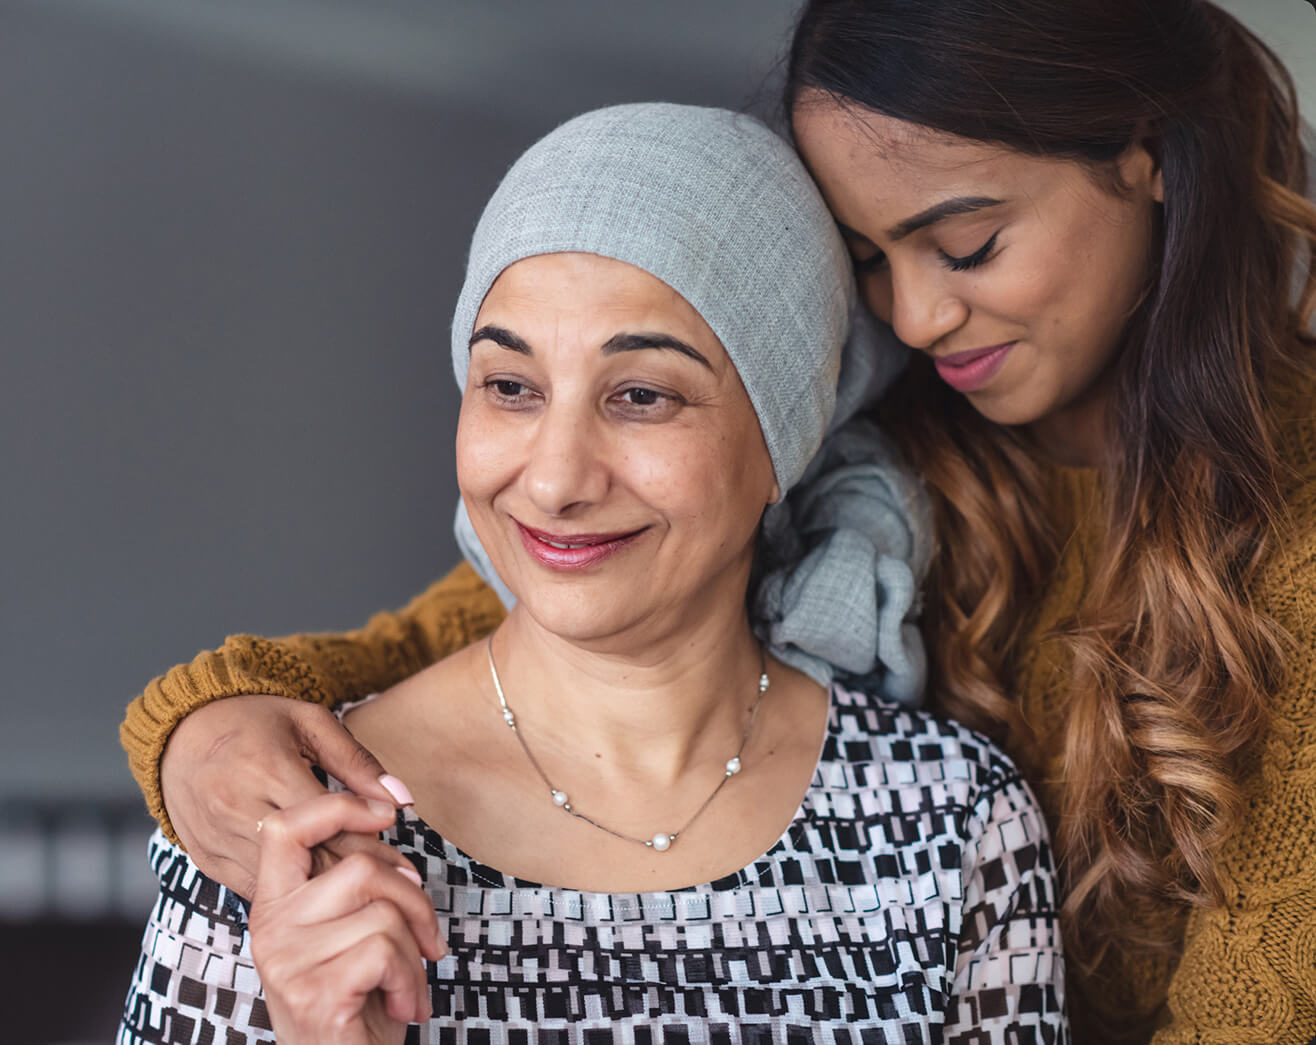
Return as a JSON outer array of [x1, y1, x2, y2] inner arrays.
[[508, 586, 647, 646]]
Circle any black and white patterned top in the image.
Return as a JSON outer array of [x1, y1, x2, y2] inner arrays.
[[118, 685, 1067, 1044]]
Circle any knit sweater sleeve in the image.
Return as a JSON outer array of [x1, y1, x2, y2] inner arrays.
[[119, 561, 505, 843], [1151, 464, 1316, 1043]]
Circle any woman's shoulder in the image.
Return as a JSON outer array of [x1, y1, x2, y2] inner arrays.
[[827, 683, 1028, 808], [337, 640, 484, 723], [823, 685, 1053, 916]]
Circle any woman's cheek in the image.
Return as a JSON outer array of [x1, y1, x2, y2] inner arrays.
[[455, 400, 514, 500], [625, 431, 713, 506]]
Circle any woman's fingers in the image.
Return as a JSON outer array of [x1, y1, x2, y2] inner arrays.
[[334, 926, 433, 1026], [290, 701, 415, 807], [309, 831, 449, 957], [277, 849, 445, 962], [257, 899, 432, 1029], [255, 792, 398, 900], [312, 827, 419, 879]]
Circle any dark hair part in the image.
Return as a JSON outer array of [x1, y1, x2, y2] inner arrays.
[[786, 0, 1316, 1028]]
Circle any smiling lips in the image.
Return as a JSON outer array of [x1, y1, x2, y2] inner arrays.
[[933, 341, 1016, 393], [516, 521, 646, 570]]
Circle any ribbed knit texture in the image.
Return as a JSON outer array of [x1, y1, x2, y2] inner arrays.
[[119, 371, 1316, 1041]]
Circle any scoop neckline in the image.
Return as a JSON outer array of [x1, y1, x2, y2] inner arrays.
[[378, 683, 841, 899]]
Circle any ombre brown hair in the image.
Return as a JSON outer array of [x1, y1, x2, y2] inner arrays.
[[785, 0, 1316, 1002]]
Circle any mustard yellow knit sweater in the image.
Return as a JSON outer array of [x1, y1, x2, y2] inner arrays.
[[120, 386, 1316, 1044]]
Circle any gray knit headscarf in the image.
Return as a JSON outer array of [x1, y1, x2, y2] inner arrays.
[[451, 103, 930, 704]]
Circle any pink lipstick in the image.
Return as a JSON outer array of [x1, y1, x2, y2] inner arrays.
[[515, 522, 645, 571], [933, 341, 1016, 393]]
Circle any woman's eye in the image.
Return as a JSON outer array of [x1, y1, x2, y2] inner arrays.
[[623, 387, 664, 406], [612, 385, 681, 417], [482, 378, 537, 404], [941, 231, 999, 272], [854, 250, 887, 274]]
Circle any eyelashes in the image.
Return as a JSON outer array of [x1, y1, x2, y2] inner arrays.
[[853, 250, 887, 274], [941, 231, 999, 272], [852, 230, 1001, 275], [479, 378, 683, 419]]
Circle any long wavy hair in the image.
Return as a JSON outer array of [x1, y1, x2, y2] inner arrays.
[[785, 0, 1316, 1008]]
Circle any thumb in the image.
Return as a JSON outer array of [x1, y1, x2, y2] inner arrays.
[[293, 705, 415, 808]]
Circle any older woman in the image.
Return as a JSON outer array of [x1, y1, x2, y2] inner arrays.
[[118, 104, 1064, 1043]]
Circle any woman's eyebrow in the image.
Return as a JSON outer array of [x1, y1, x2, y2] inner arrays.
[[601, 332, 713, 370], [469, 325, 712, 371], [887, 196, 1003, 241], [469, 325, 531, 354]]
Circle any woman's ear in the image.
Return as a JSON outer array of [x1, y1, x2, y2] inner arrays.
[[1121, 134, 1164, 204], [1147, 140, 1164, 204]]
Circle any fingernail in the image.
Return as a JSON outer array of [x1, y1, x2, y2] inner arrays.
[[395, 864, 423, 887], [379, 774, 416, 806], [366, 798, 396, 818], [435, 932, 448, 960]]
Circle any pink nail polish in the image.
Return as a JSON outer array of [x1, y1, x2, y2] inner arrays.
[[395, 864, 424, 887], [379, 774, 416, 806]]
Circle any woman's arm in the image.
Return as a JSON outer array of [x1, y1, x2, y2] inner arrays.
[[1153, 771, 1316, 1044], [945, 766, 1068, 1043], [1149, 518, 1316, 1044], [119, 562, 505, 877], [1118, 386, 1316, 1043]]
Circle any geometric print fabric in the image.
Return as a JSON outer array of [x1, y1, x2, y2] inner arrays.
[[118, 685, 1067, 1044]]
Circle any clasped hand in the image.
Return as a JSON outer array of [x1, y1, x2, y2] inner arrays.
[[159, 694, 444, 1043], [249, 793, 444, 1044]]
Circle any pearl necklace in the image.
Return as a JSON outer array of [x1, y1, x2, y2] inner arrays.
[[486, 636, 769, 852]]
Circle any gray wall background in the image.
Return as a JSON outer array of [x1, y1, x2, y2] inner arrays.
[[2, 0, 1313, 807], [0, 0, 801, 807]]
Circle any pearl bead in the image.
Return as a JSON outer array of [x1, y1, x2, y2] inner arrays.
[[725, 757, 742, 776], [551, 790, 569, 807], [650, 833, 672, 852]]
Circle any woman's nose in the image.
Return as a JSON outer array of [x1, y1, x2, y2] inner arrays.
[[522, 404, 609, 516], [887, 268, 968, 351]]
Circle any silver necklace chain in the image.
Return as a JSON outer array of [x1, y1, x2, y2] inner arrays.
[[486, 636, 769, 852]]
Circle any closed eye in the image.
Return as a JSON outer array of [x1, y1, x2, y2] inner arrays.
[[941, 231, 999, 272], [853, 249, 887, 274]]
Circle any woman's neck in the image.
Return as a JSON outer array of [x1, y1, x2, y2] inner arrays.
[[489, 600, 766, 791]]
